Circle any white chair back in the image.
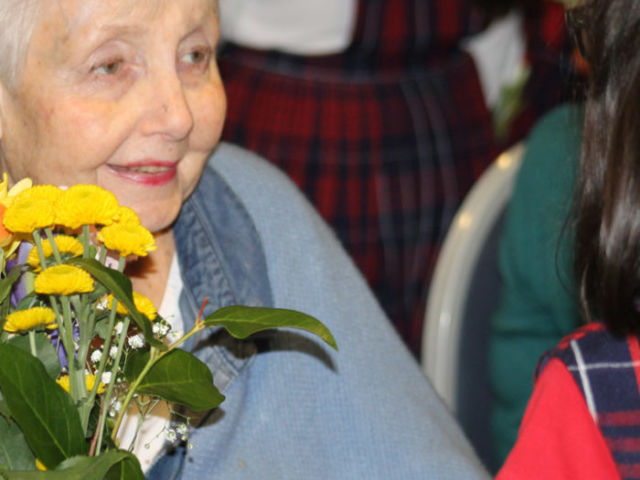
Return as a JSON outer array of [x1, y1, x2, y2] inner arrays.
[[421, 143, 524, 470]]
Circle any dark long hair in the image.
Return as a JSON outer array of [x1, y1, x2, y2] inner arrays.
[[575, 0, 640, 334]]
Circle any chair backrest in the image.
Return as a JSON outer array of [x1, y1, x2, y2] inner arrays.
[[421, 143, 524, 472]]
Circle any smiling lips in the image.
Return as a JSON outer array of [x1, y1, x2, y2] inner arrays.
[[108, 162, 177, 186]]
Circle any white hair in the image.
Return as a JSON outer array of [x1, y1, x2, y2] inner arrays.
[[0, 0, 220, 90], [0, 1, 42, 89]]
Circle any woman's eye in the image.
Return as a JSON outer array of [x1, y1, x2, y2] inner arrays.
[[182, 49, 209, 65], [93, 61, 122, 76]]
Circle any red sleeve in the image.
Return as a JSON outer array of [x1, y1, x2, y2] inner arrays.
[[496, 358, 620, 480]]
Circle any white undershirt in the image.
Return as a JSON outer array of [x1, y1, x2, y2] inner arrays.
[[219, 0, 358, 55], [463, 11, 526, 109], [117, 253, 184, 472]]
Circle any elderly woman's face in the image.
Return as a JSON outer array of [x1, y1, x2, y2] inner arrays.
[[0, 0, 226, 234]]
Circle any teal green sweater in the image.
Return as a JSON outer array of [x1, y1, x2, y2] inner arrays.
[[489, 104, 583, 466]]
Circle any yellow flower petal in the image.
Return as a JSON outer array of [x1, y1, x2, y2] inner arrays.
[[98, 223, 156, 257], [56, 375, 70, 393], [3, 194, 55, 233], [27, 235, 84, 270], [56, 374, 105, 395], [56, 185, 119, 229], [107, 292, 157, 321], [8, 177, 34, 199], [3, 307, 57, 333], [85, 374, 106, 394], [0, 174, 33, 206], [0, 174, 8, 201], [113, 206, 141, 225], [34, 265, 94, 295], [35, 458, 47, 471], [20, 184, 63, 204], [0, 203, 14, 247]]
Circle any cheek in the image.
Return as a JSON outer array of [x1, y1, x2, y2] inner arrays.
[[51, 98, 119, 147], [38, 98, 127, 178], [3, 97, 124, 189], [191, 83, 227, 152], [0, 97, 48, 182]]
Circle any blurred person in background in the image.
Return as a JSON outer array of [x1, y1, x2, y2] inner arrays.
[[217, 0, 578, 358], [489, 0, 588, 469]]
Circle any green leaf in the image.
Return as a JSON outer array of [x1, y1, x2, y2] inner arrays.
[[0, 389, 9, 420], [8, 333, 61, 380], [0, 415, 36, 471], [15, 291, 39, 312], [104, 453, 145, 480], [0, 344, 86, 469], [0, 265, 23, 305], [125, 350, 225, 412], [0, 450, 144, 480], [203, 306, 338, 350], [68, 258, 166, 351], [93, 315, 113, 341]]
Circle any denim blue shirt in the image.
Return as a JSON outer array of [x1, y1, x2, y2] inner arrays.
[[148, 143, 489, 480]]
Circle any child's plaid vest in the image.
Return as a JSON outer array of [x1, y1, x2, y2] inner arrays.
[[538, 323, 640, 480]]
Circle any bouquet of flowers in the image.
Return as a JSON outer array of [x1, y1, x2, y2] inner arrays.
[[0, 177, 336, 479]]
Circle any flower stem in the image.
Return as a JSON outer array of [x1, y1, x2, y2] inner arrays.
[[28, 330, 37, 356], [32, 231, 47, 270], [59, 296, 82, 403], [83, 295, 119, 432], [89, 395, 105, 457], [43, 228, 63, 264], [111, 344, 157, 440], [89, 256, 127, 447], [99, 317, 130, 450], [110, 317, 206, 441], [82, 225, 91, 258]]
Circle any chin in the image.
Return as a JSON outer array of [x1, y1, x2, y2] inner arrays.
[[134, 203, 181, 235]]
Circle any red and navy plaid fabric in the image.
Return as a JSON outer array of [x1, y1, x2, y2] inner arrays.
[[538, 323, 640, 480], [507, 0, 579, 145], [219, 0, 574, 357]]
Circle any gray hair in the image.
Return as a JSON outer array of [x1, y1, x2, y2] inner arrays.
[[0, 0, 220, 90], [0, 1, 42, 89]]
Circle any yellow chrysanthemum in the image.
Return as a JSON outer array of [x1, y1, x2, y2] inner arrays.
[[55, 185, 119, 229], [107, 291, 158, 321], [0, 174, 32, 253], [3, 194, 55, 234], [97, 223, 156, 257], [34, 265, 94, 295], [3, 307, 57, 333], [56, 374, 105, 395], [113, 206, 141, 226], [19, 184, 63, 203], [26, 235, 84, 271]]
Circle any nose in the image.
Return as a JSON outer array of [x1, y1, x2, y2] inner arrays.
[[141, 71, 194, 140]]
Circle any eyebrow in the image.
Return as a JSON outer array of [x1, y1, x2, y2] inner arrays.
[[94, 23, 149, 40]]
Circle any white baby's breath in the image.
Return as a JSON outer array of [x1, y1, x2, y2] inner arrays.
[[127, 334, 144, 349], [90, 349, 102, 363]]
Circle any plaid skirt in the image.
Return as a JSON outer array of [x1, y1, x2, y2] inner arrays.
[[219, 47, 497, 357]]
